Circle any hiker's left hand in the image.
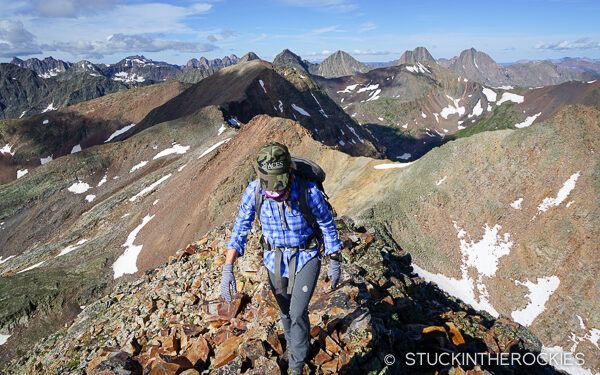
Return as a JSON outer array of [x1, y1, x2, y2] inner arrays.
[[220, 264, 237, 302], [327, 257, 341, 289]]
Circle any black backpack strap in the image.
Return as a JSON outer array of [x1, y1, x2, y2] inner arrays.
[[254, 180, 264, 222], [296, 177, 319, 233]]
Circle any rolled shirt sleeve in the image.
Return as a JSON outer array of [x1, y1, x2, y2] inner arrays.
[[307, 183, 341, 256], [226, 181, 257, 256]]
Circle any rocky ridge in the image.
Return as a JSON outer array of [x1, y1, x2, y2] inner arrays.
[[2, 221, 563, 375]]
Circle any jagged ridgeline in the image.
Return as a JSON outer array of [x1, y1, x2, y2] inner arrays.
[[0, 49, 599, 375]]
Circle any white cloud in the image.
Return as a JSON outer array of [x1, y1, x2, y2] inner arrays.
[[26, 3, 215, 44], [351, 49, 393, 56], [279, 0, 358, 13], [31, 0, 118, 18], [535, 38, 600, 50], [359, 22, 376, 33], [206, 29, 237, 43], [0, 20, 41, 57], [45, 33, 217, 59], [312, 25, 344, 35]]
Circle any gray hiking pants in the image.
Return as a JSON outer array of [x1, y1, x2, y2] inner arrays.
[[268, 255, 321, 372]]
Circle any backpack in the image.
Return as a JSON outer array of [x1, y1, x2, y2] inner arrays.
[[254, 156, 337, 240]]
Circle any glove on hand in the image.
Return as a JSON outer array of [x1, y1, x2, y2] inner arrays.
[[327, 257, 341, 290], [220, 264, 237, 302]]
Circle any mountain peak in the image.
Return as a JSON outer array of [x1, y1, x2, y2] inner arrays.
[[397, 46, 435, 65], [239, 52, 260, 63], [317, 50, 369, 78]]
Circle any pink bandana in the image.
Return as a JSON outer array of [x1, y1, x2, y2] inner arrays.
[[264, 190, 286, 201]]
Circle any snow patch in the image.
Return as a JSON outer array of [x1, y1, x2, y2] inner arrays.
[[338, 140, 345, 146], [129, 174, 171, 202], [357, 84, 379, 93], [42, 119, 49, 125], [510, 198, 523, 210], [310, 91, 328, 118], [511, 276, 560, 326], [153, 144, 190, 159], [258, 79, 267, 94], [436, 176, 447, 185], [1, 144, 15, 156], [198, 138, 231, 159], [397, 153, 411, 160], [292, 104, 310, 116], [588, 80, 597, 84], [178, 164, 187, 172], [374, 162, 414, 170], [538, 171, 580, 212], [105, 124, 136, 143], [493, 85, 514, 90], [71, 144, 82, 154], [57, 239, 88, 257], [85, 194, 96, 202], [0, 334, 11, 346], [514, 112, 541, 128], [541, 345, 599, 375], [440, 95, 466, 119], [17, 261, 45, 274], [113, 214, 155, 279], [378, 117, 384, 121], [42, 103, 57, 113], [469, 100, 483, 118], [97, 174, 107, 187], [19, 111, 26, 118], [497, 92, 524, 105], [366, 89, 381, 101], [68, 181, 91, 194], [278, 100, 284, 112], [336, 84, 358, 93], [130, 161, 148, 173], [218, 124, 227, 135], [421, 112, 427, 118], [345, 124, 363, 143], [153, 199, 159, 205], [0, 255, 16, 264]]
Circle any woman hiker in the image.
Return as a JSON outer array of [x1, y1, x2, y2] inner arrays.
[[220, 141, 342, 374]]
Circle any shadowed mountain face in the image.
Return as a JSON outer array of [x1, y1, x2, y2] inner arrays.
[[120, 60, 383, 158], [439, 48, 599, 88], [272, 49, 319, 75], [0, 63, 130, 119]]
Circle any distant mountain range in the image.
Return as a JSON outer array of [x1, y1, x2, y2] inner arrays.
[[437, 48, 598, 87], [10, 54, 247, 84]]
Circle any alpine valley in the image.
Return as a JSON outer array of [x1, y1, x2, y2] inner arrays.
[[0, 47, 599, 375]]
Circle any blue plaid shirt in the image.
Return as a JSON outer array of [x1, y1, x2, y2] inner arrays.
[[226, 178, 341, 277]]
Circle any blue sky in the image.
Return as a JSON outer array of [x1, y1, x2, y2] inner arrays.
[[1, 0, 599, 64]]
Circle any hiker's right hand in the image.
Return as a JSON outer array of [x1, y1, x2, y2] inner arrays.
[[220, 264, 237, 302], [327, 257, 341, 290]]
